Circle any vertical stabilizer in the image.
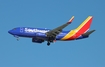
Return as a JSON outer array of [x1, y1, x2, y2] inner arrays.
[[75, 16, 93, 34]]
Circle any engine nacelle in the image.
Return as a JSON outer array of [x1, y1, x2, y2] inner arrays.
[[32, 38, 44, 43]]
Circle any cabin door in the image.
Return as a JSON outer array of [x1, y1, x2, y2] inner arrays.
[[20, 27, 23, 33]]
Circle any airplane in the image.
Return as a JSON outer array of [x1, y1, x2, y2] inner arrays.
[[8, 16, 95, 46]]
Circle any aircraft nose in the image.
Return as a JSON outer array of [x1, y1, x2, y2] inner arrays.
[[8, 30, 13, 34]]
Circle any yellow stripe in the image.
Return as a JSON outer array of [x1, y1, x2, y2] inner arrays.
[[76, 16, 92, 31], [61, 30, 76, 40]]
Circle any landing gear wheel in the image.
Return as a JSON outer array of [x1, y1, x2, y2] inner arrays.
[[47, 42, 50, 46], [16, 37, 19, 41]]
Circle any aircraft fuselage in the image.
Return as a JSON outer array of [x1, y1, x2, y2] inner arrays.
[[8, 27, 72, 41]]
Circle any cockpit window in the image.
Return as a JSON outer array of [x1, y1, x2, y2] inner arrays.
[[12, 28, 16, 30]]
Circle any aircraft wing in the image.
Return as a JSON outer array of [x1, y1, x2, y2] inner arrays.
[[45, 16, 74, 40]]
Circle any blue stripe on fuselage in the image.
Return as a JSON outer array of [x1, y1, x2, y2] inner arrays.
[[15, 27, 70, 40]]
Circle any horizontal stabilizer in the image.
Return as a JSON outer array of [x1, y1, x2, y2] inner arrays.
[[82, 30, 95, 37]]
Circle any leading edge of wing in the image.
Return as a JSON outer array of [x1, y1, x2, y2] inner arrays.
[[45, 16, 75, 38]]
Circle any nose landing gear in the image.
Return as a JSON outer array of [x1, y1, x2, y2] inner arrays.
[[16, 37, 19, 41], [14, 35, 19, 41]]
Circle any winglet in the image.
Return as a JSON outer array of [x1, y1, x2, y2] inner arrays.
[[67, 16, 74, 24]]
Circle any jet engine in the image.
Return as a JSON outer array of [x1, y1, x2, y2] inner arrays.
[[32, 38, 44, 43]]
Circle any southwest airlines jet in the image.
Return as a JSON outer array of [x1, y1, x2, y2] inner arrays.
[[8, 16, 95, 46]]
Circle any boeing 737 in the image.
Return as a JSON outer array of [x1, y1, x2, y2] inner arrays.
[[8, 16, 95, 46]]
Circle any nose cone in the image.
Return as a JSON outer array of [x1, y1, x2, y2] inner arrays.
[[8, 28, 19, 35], [8, 30, 13, 34], [8, 30, 11, 34]]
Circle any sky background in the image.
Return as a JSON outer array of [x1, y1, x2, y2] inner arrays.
[[0, 0, 105, 67]]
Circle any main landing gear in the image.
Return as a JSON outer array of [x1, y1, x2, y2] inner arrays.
[[47, 37, 56, 46], [47, 41, 50, 46], [47, 40, 54, 46]]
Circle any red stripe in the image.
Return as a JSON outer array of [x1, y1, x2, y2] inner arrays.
[[66, 17, 92, 40]]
